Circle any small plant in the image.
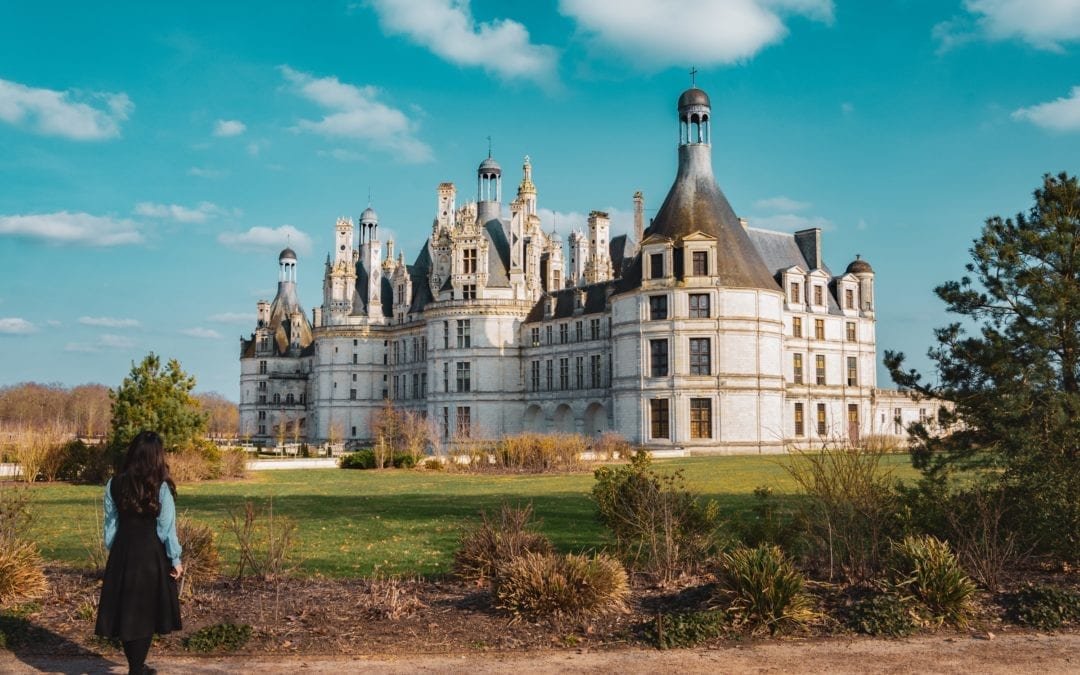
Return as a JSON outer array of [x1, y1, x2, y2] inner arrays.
[[712, 544, 816, 635], [455, 503, 552, 584], [176, 516, 220, 598], [220, 447, 248, 479], [182, 622, 253, 652], [593, 451, 722, 584], [356, 575, 426, 620], [1004, 584, 1080, 630], [888, 535, 977, 627], [493, 551, 629, 621], [847, 591, 921, 637], [0, 540, 47, 605], [223, 498, 299, 582], [76, 600, 96, 622], [647, 610, 729, 649]]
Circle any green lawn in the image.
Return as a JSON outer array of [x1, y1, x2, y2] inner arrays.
[[22, 453, 917, 577]]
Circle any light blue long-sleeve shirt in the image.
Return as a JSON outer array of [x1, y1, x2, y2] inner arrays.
[[103, 478, 183, 568]]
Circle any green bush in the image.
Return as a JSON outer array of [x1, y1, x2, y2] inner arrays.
[[889, 535, 977, 627], [593, 451, 722, 583], [848, 592, 921, 637], [1004, 584, 1080, 630], [455, 503, 552, 584], [52, 440, 112, 484], [647, 610, 729, 649], [182, 622, 253, 652], [712, 544, 816, 635], [340, 449, 376, 470], [493, 551, 628, 621]]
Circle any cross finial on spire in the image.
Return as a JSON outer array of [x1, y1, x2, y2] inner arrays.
[[367, 188, 372, 207], [487, 135, 492, 157], [690, 66, 698, 87]]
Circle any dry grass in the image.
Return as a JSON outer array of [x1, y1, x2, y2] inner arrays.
[[454, 502, 553, 584], [712, 544, 816, 635], [354, 575, 427, 620], [493, 551, 629, 621], [0, 539, 48, 605], [177, 516, 221, 599]]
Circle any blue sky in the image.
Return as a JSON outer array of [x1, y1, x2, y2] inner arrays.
[[1, 0, 1079, 399]]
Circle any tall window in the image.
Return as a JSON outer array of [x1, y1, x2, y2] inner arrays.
[[456, 319, 471, 348], [650, 399, 670, 439], [893, 408, 902, 434], [649, 295, 668, 320], [575, 356, 584, 389], [793, 316, 803, 338], [816, 354, 826, 385], [259, 360, 267, 374], [530, 326, 540, 346], [559, 358, 569, 390], [816, 403, 827, 436], [559, 323, 568, 344], [590, 318, 601, 340], [846, 321, 856, 342], [552, 270, 562, 290], [575, 321, 583, 342], [689, 338, 711, 375], [412, 373, 419, 399], [793, 353, 804, 384], [690, 398, 711, 438], [443, 321, 449, 349], [847, 356, 858, 386], [814, 285, 824, 305], [590, 354, 602, 388], [456, 361, 471, 392], [421, 373, 427, 397], [650, 339, 669, 377], [461, 284, 476, 300], [349, 389, 357, 400], [845, 288, 855, 309], [790, 282, 801, 304], [456, 407, 471, 437], [794, 403, 805, 436], [443, 362, 449, 392], [462, 248, 477, 274], [692, 251, 708, 276], [689, 293, 710, 318], [650, 252, 664, 279], [546, 359, 553, 390], [815, 318, 825, 340], [545, 325, 553, 344], [531, 361, 540, 391], [442, 407, 449, 438]]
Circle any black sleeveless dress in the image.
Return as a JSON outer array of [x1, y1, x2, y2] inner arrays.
[[94, 479, 182, 641]]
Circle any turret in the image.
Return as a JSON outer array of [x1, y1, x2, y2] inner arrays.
[[569, 230, 587, 286], [477, 154, 502, 224], [585, 211, 613, 283]]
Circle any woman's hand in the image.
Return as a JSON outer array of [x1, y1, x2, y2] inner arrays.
[[170, 563, 184, 579]]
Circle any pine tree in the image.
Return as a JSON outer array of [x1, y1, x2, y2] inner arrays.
[[108, 353, 207, 454]]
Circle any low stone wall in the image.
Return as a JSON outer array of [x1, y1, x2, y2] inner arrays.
[[0, 463, 22, 479], [246, 458, 338, 471]]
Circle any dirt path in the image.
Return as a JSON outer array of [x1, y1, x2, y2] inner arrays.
[[3, 633, 1078, 674]]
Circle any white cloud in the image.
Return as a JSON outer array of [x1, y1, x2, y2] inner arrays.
[[246, 140, 269, 156], [180, 327, 223, 339], [213, 119, 247, 137], [747, 213, 836, 232], [64, 342, 99, 353], [100, 334, 136, 349], [134, 201, 233, 223], [208, 312, 253, 324], [0, 77, 132, 140], [317, 148, 363, 162], [841, 101, 854, 115], [280, 66, 433, 163], [754, 196, 811, 212], [77, 316, 140, 328], [369, 0, 558, 86], [0, 318, 36, 335], [188, 166, 226, 178], [1012, 86, 1080, 131], [0, 211, 144, 246], [936, 0, 1080, 53], [558, 0, 833, 67], [218, 224, 313, 255]]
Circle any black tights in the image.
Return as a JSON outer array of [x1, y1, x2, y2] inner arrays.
[[122, 636, 152, 674]]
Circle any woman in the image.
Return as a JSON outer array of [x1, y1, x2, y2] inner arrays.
[[95, 431, 183, 675]]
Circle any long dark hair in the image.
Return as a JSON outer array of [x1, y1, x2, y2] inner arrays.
[[116, 430, 177, 515]]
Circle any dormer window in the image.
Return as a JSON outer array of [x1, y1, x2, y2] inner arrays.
[[814, 285, 824, 305], [462, 284, 476, 300], [649, 253, 664, 279], [790, 283, 801, 304], [462, 248, 477, 274], [692, 250, 708, 276], [845, 288, 855, 310]]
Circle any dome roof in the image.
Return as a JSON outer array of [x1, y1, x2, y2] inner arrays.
[[678, 87, 711, 110], [846, 256, 874, 274], [279, 247, 297, 261], [360, 206, 378, 223], [478, 155, 502, 173]]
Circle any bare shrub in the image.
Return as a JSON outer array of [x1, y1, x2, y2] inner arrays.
[[592, 432, 631, 461], [177, 516, 221, 598], [944, 486, 1023, 591], [455, 502, 553, 584], [168, 450, 215, 483], [0, 483, 32, 543], [356, 575, 426, 620], [370, 401, 436, 467], [494, 433, 586, 472], [785, 444, 902, 582], [593, 451, 721, 584], [860, 434, 903, 454], [219, 447, 248, 479], [6, 427, 66, 482], [223, 498, 299, 582], [493, 551, 629, 621]]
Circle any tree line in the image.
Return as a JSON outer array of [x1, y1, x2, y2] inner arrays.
[[0, 381, 239, 439]]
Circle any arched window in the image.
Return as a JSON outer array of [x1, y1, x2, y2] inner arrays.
[[273, 393, 280, 404], [286, 393, 294, 405]]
